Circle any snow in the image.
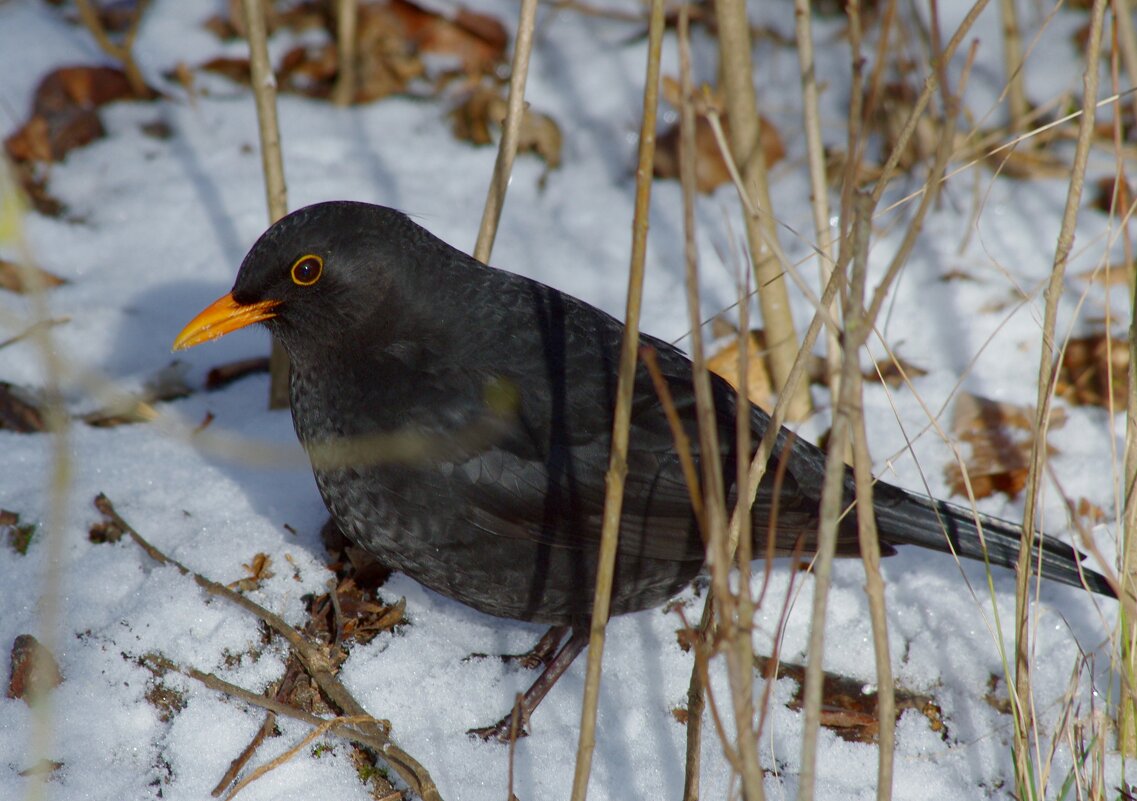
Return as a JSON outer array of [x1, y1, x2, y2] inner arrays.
[[0, 0, 1128, 799]]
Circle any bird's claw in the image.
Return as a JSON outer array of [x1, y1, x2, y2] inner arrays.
[[466, 716, 530, 743]]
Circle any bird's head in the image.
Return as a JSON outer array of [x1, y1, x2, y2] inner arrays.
[[173, 201, 424, 357]]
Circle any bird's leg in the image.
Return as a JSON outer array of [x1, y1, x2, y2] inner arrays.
[[467, 624, 588, 742], [504, 624, 569, 669], [463, 624, 568, 668]]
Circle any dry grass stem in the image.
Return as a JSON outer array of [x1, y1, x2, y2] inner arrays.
[[712, 0, 811, 421], [568, 0, 664, 796], [997, 0, 1029, 132], [472, 0, 538, 263], [1116, 0, 1137, 758], [846, 195, 894, 801], [93, 495, 442, 801], [1014, 0, 1107, 783], [222, 714, 375, 800], [797, 201, 861, 801], [332, 0, 359, 106], [681, 597, 713, 801], [676, 7, 764, 797], [75, 0, 150, 97], [792, 0, 841, 405], [238, 0, 291, 410], [869, 0, 989, 208], [1115, 0, 1137, 127], [866, 43, 978, 328], [641, 346, 705, 520], [5, 175, 72, 801]]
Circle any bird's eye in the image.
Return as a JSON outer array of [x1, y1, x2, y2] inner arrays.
[[290, 255, 323, 286]]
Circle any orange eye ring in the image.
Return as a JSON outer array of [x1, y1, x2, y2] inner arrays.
[[290, 255, 323, 286]]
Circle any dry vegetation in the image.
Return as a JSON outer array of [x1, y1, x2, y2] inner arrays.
[[2, 0, 1135, 799]]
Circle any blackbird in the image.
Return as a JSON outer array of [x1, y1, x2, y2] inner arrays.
[[174, 200, 1114, 738]]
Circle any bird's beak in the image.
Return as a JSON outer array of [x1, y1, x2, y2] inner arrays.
[[172, 292, 280, 351]]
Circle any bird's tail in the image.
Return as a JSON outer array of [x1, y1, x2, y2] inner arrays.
[[870, 485, 1115, 598]]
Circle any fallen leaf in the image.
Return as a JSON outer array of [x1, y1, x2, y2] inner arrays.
[[0, 258, 67, 294], [4, 66, 153, 164], [1071, 261, 1133, 286], [200, 0, 507, 103], [1076, 497, 1108, 526], [863, 355, 927, 388], [450, 86, 562, 174], [82, 362, 192, 426], [228, 552, 275, 592], [387, 0, 507, 77], [2, 510, 37, 555], [3, 66, 156, 215], [0, 382, 47, 433], [205, 356, 271, 390], [1091, 175, 1134, 215], [706, 331, 775, 413], [654, 78, 784, 193], [7, 634, 63, 705], [1055, 333, 1128, 409], [754, 654, 944, 743], [944, 392, 1064, 501]]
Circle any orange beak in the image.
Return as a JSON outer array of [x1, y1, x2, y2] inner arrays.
[[172, 292, 280, 351]]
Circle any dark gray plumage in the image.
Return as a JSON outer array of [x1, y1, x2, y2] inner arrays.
[[177, 200, 1113, 737]]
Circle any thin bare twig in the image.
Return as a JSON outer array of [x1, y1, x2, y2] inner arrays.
[[1015, 0, 1107, 785], [641, 346, 705, 520], [677, 7, 763, 798], [997, 0, 1030, 132], [568, 0, 665, 795], [712, 0, 811, 421], [74, 0, 150, 97], [222, 714, 375, 800], [846, 193, 895, 801], [239, 0, 291, 410], [473, 0, 539, 263], [792, 0, 841, 403], [332, 0, 359, 107], [94, 494, 442, 801]]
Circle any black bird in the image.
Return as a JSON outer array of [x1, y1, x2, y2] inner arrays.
[[174, 200, 1114, 738]]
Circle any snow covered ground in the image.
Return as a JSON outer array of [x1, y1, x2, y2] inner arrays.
[[0, 0, 1128, 799]]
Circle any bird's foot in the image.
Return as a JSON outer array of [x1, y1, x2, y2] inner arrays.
[[466, 715, 530, 743], [464, 624, 568, 670]]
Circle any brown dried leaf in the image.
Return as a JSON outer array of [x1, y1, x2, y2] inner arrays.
[[228, 552, 275, 592], [17, 760, 64, 778], [387, 0, 507, 77], [279, 43, 341, 97], [0, 259, 67, 294], [0, 382, 46, 433], [88, 518, 125, 544], [3, 66, 152, 165], [863, 355, 927, 389], [1071, 261, 1133, 286], [1076, 497, 1108, 526], [654, 81, 785, 193], [1091, 175, 1134, 215], [205, 356, 271, 390], [944, 392, 1064, 501], [1055, 333, 1128, 409], [755, 654, 944, 743], [7, 634, 63, 704], [449, 86, 562, 171], [83, 362, 192, 427], [198, 56, 253, 85], [939, 268, 978, 283], [706, 331, 775, 413], [987, 146, 1071, 180], [2, 509, 37, 555]]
